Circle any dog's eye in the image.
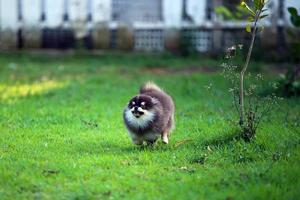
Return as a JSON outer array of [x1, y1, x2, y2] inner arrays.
[[141, 105, 146, 109]]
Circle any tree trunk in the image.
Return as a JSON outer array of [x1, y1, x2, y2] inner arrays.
[[239, 12, 260, 126]]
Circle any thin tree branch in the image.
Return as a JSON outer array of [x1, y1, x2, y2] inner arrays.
[[239, 10, 262, 126]]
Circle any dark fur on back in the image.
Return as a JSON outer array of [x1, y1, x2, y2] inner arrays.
[[139, 82, 175, 133]]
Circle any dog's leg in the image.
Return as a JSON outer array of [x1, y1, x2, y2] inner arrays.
[[162, 131, 169, 144], [146, 139, 157, 146], [145, 134, 159, 146], [131, 134, 143, 145], [162, 116, 174, 144], [132, 138, 143, 145]]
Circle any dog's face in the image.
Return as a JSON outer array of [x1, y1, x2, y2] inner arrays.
[[124, 95, 157, 129], [127, 95, 154, 118]]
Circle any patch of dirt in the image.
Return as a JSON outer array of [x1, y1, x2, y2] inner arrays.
[[143, 66, 219, 75]]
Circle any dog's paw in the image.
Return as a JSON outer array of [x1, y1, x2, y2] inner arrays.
[[162, 136, 169, 144], [132, 139, 143, 145]]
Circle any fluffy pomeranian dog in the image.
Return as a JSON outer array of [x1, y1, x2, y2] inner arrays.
[[123, 82, 175, 145]]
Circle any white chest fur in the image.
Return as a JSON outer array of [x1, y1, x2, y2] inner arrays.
[[124, 108, 155, 129]]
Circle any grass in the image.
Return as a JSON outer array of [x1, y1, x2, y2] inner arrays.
[[0, 52, 299, 199]]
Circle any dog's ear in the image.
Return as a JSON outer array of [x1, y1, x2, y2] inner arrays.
[[151, 98, 159, 105]]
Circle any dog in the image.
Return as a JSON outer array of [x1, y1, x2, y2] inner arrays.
[[123, 82, 175, 145]]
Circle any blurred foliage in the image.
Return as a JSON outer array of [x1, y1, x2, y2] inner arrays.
[[287, 7, 300, 63], [216, 0, 268, 63], [216, 0, 268, 33], [215, 0, 254, 21], [221, 0, 274, 142], [289, 7, 300, 27], [178, 30, 197, 57], [276, 7, 300, 97]]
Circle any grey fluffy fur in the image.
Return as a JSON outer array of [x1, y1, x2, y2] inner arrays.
[[123, 82, 175, 145]]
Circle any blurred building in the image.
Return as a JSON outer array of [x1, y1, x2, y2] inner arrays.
[[0, 0, 299, 53]]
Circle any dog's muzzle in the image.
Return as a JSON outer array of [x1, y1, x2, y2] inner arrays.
[[132, 107, 144, 118]]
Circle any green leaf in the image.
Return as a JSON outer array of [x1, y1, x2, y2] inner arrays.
[[236, 5, 248, 17], [236, 12, 243, 19], [246, 24, 252, 33], [247, 16, 254, 22], [288, 7, 300, 27], [288, 7, 298, 16], [261, 0, 268, 7], [254, 0, 266, 10], [240, 2, 256, 16], [257, 26, 265, 33], [260, 14, 269, 19], [215, 6, 236, 20], [254, 0, 261, 10]]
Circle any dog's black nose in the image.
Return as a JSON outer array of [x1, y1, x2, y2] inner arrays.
[[132, 107, 138, 115]]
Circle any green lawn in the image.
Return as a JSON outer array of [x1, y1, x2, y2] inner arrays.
[[0, 52, 299, 199]]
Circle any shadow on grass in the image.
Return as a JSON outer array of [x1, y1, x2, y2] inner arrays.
[[66, 137, 172, 157], [203, 129, 243, 147]]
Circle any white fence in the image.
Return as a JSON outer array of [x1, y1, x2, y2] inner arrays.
[[0, 0, 299, 51]]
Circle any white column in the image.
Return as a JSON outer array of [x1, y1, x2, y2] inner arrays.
[[69, 0, 87, 22], [45, 0, 64, 28], [23, 0, 40, 27], [93, 0, 111, 23], [0, 0, 19, 30], [163, 0, 182, 28], [187, 0, 206, 25]]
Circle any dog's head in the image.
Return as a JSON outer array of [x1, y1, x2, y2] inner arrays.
[[124, 94, 158, 129], [127, 95, 155, 118]]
